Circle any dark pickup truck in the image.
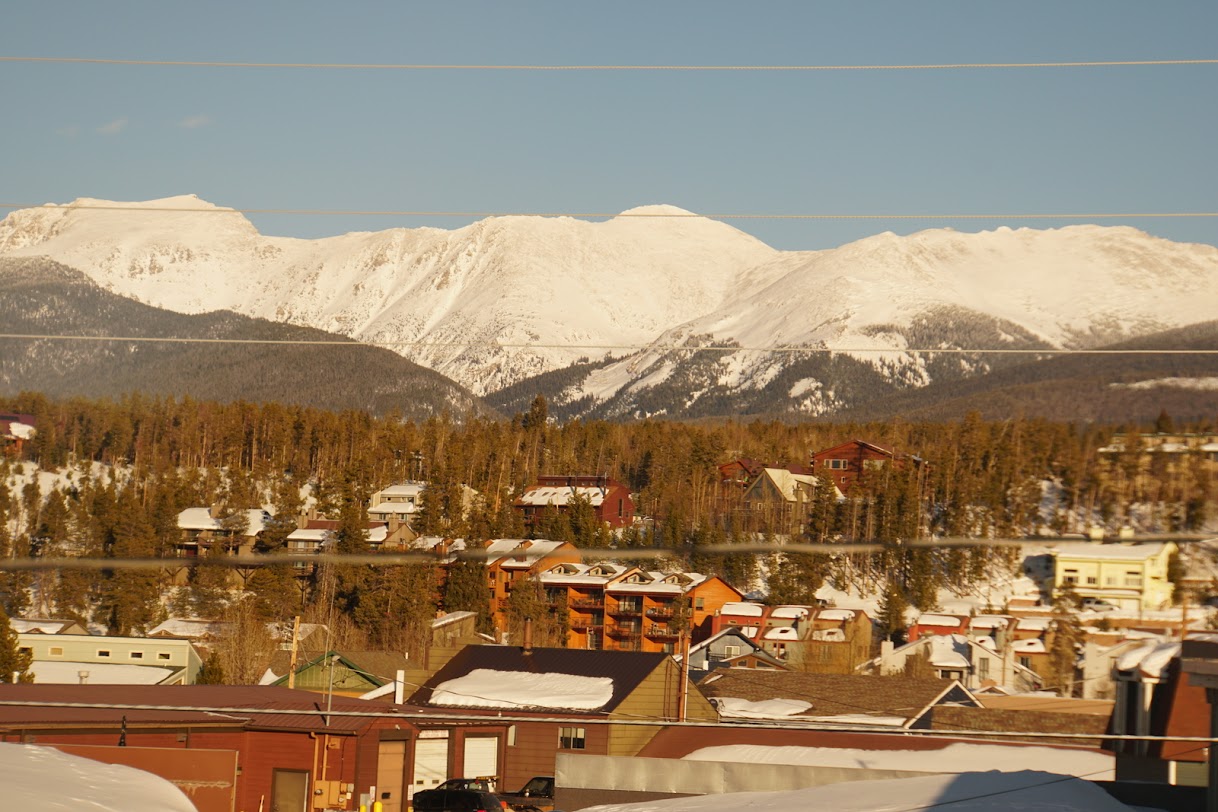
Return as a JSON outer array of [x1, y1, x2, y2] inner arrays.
[[496, 776, 555, 812]]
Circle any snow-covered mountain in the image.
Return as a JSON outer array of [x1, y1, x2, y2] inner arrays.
[[3, 196, 1217, 415], [0, 196, 776, 394]]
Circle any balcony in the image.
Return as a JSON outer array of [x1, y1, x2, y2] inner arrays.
[[646, 625, 679, 640], [608, 626, 641, 640], [571, 620, 605, 632], [571, 598, 605, 609], [610, 604, 643, 617], [646, 607, 674, 619]]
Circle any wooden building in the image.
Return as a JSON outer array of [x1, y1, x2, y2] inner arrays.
[[812, 439, 923, 493], [514, 475, 635, 530], [407, 643, 716, 790]]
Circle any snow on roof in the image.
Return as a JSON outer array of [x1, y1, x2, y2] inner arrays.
[[430, 668, 614, 711], [432, 611, 475, 628], [681, 743, 1113, 781], [713, 697, 813, 719], [368, 502, 416, 515], [31, 661, 177, 685], [916, 614, 964, 627], [499, 539, 567, 568], [287, 528, 329, 542], [375, 482, 426, 498], [11, 619, 74, 634], [770, 606, 810, 619], [146, 618, 221, 638], [928, 635, 972, 669], [1012, 639, 1047, 654], [7, 422, 35, 440], [0, 743, 198, 812], [763, 627, 800, 641], [177, 507, 270, 534], [739, 627, 758, 638], [969, 615, 1010, 630], [1016, 616, 1052, 631], [816, 609, 856, 621], [1116, 640, 1180, 679], [517, 485, 608, 507], [719, 602, 765, 617], [1051, 541, 1172, 561]]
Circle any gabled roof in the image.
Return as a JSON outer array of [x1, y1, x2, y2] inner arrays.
[[265, 649, 410, 687], [697, 669, 975, 727], [408, 645, 669, 714]]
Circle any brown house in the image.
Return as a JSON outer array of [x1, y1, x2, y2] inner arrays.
[[812, 439, 923, 493], [514, 475, 635, 529], [0, 411, 36, 457], [407, 643, 717, 790]]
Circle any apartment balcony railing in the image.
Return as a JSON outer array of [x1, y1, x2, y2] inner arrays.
[[646, 625, 679, 640], [571, 598, 605, 609], [645, 607, 674, 619], [609, 605, 643, 617]]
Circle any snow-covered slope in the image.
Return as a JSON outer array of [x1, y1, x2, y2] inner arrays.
[[3, 197, 1216, 409], [0, 197, 776, 394]]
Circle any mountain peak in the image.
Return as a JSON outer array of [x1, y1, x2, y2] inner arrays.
[[615, 204, 699, 218]]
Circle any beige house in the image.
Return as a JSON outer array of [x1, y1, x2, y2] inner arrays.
[[1051, 541, 1178, 611]]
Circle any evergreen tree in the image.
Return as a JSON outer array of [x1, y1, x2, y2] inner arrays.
[[100, 489, 162, 636], [0, 605, 34, 683], [875, 579, 910, 645], [195, 650, 226, 684], [1047, 584, 1083, 696], [505, 576, 567, 647]]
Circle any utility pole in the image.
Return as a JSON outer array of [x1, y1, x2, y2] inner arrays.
[[287, 615, 301, 689]]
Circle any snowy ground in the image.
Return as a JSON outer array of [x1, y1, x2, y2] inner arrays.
[[581, 771, 1138, 812], [0, 742, 197, 812]]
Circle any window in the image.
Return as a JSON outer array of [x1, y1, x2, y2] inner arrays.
[[1019, 656, 1032, 669], [157, 652, 172, 661], [823, 459, 848, 470], [978, 659, 990, 681], [49, 646, 63, 657], [1086, 576, 1097, 585], [129, 651, 144, 660], [18, 647, 32, 657], [1063, 569, 1079, 585], [558, 727, 586, 750], [723, 645, 741, 659], [694, 597, 705, 611], [97, 650, 111, 658]]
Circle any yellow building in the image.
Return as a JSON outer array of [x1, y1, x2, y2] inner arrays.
[[1051, 541, 1178, 611]]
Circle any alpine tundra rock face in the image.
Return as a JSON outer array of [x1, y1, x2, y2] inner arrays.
[[3, 196, 1217, 414]]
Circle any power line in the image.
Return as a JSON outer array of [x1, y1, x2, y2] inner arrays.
[[2, 333, 1216, 357], [2, 56, 1215, 71], [2, 201, 1216, 220], [0, 698, 1202, 744], [0, 535, 1209, 572]]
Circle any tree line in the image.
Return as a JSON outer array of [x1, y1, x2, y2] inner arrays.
[[0, 391, 1212, 668]]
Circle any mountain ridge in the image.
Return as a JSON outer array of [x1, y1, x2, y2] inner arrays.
[[3, 196, 1216, 418]]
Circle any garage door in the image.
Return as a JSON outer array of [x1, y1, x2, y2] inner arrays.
[[410, 738, 449, 801], [463, 736, 499, 786]]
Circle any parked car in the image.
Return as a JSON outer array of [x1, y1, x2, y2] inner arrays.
[[1081, 597, 1118, 612], [435, 779, 497, 793], [412, 787, 506, 812], [497, 776, 555, 812]]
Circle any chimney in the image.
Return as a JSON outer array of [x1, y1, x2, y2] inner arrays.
[[394, 669, 406, 704], [77, 670, 89, 685], [522, 617, 534, 655], [880, 640, 895, 674]]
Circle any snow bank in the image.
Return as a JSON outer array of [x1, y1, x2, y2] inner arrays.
[[683, 742, 1113, 779], [0, 743, 198, 812], [582, 770, 1131, 812]]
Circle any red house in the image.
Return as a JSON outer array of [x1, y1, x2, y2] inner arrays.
[[515, 475, 635, 529], [811, 440, 922, 493]]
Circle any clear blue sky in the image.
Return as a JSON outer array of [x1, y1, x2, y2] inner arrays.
[[2, 1, 1215, 250]]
